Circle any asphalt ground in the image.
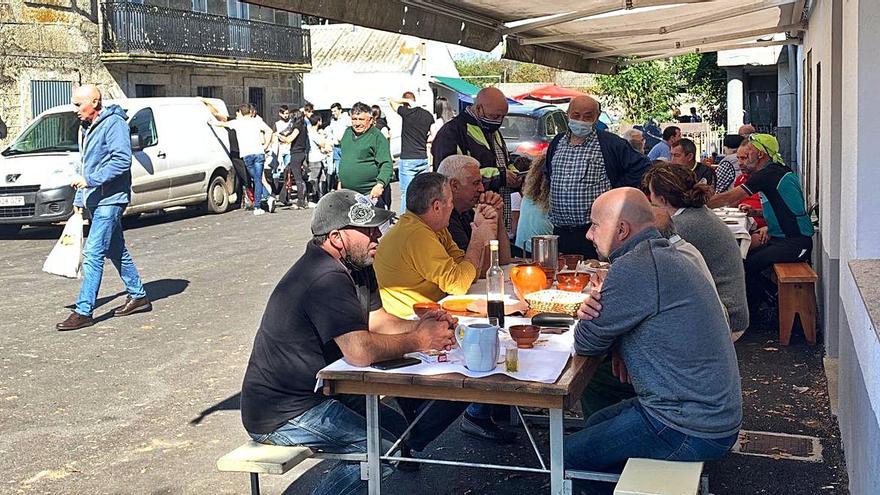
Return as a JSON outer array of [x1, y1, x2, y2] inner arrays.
[[0, 188, 849, 494]]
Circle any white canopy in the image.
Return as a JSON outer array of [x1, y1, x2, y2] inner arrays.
[[255, 0, 807, 73]]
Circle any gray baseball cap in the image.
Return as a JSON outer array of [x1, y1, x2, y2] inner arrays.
[[310, 190, 396, 236]]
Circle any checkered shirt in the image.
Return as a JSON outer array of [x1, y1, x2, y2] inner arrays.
[[715, 156, 737, 193], [548, 131, 611, 226]]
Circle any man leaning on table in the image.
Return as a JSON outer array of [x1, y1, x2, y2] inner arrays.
[[239, 191, 468, 495], [566, 187, 742, 493]]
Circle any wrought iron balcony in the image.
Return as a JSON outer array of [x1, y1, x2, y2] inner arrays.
[[101, 2, 311, 66]]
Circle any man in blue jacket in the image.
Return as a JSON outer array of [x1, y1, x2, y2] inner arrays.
[[544, 96, 650, 258], [56, 85, 150, 331]]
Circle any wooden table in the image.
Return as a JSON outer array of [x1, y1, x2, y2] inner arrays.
[[319, 354, 603, 495]]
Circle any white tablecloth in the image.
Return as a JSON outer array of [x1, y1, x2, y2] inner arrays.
[[318, 316, 575, 385], [714, 210, 753, 258]]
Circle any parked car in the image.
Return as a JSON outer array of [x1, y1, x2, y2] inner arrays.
[[500, 104, 568, 159], [0, 97, 237, 236]]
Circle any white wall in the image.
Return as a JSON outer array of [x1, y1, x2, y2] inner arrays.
[[805, 0, 880, 492]]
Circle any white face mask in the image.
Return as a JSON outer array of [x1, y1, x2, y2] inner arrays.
[[568, 119, 594, 137]]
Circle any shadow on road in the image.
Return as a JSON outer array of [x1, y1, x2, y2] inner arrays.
[[64, 278, 190, 321], [190, 392, 240, 425]]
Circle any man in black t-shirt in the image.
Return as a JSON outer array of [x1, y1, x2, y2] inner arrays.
[[670, 138, 716, 188], [391, 91, 436, 214], [708, 134, 813, 314], [240, 191, 467, 493]]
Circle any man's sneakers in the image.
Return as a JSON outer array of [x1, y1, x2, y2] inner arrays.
[[253, 208, 265, 216], [113, 296, 153, 317], [267, 196, 277, 213], [459, 412, 518, 444], [55, 312, 94, 331]]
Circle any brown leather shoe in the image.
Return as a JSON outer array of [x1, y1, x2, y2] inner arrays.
[[56, 312, 94, 331], [113, 296, 152, 317]]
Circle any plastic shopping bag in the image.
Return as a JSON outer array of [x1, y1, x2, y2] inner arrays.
[[42, 211, 84, 279]]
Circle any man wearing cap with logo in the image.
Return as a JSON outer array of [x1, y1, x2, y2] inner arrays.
[[708, 134, 813, 316], [239, 191, 468, 494]]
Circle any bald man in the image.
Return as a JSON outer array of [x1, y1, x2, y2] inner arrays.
[[566, 188, 741, 488], [57, 85, 150, 331], [544, 96, 650, 259], [431, 87, 521, 230]]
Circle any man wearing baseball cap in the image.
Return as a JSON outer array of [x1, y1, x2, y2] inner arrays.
[[708, 134, 813, 318], [239, 190, 468, 493]]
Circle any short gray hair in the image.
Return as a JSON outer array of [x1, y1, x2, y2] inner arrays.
[[622, 129, 643, 150], [437, 155, 479, 182], [406, 172, 448, 214]]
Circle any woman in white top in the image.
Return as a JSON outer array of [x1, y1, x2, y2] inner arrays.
[[306, 114, 330, 203]]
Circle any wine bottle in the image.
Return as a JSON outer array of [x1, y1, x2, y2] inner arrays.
[[486, 239, 504, 327]]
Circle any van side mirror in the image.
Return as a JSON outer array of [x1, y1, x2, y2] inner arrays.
[[130, 131, 143, 151]]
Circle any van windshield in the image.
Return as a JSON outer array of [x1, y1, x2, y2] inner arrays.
[[2, 112, 81, 156]]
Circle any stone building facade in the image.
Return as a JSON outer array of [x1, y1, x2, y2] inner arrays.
[[0, 0, 310, 148]]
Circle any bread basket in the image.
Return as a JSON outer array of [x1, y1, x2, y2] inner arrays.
[[525, 289, 585, 317]]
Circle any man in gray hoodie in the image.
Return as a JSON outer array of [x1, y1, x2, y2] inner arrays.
[[565, 188, 741, 490]]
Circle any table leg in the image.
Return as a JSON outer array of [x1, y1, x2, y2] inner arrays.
[[549, 408, 570, 495], [366, 394, 381, 495]]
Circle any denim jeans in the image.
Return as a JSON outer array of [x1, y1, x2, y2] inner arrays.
[[249, 397, 466, 495], [243, 153, 268, 205], [75, 204, 146, 317], [397, 158, 429, 213], [564, 398, 738, 494]]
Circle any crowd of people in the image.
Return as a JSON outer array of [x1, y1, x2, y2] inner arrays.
[[232, 87, 812, 494]]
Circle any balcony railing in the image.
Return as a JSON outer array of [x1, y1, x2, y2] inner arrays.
[[101, 2, 311, 66]]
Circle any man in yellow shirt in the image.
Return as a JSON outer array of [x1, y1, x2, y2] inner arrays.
[[374, 172, 497, 318]]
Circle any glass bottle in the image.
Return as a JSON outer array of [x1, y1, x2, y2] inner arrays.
[[486, 240, 505, 327]]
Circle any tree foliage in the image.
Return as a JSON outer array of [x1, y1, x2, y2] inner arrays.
[[453, 55, 558, 87], [596, 53, 727, 125]]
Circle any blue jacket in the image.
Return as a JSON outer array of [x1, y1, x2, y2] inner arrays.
[[545, 129, 650, 189], [74, 104, 132, 208]]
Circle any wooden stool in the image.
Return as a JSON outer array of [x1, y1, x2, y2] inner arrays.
[[613, 458, 706, 495], [217, 441, 314, 495], [773, 263, 818, 346]]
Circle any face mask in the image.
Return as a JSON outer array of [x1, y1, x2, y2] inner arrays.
[[478, 116, 503, 132], [568, 119, 594, 137]]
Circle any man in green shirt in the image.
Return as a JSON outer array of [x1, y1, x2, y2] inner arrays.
[[337, 102, 394, 209]]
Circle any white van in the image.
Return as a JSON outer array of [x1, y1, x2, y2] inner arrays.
[[0, 97, 237, 236]]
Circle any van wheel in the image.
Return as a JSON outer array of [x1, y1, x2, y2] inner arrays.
[[207, 175, 230, 214], [0, 224, 22, 236]]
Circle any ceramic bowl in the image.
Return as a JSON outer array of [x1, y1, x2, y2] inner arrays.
[[509, 324, 541, 349], [412, 302, 441, 318]]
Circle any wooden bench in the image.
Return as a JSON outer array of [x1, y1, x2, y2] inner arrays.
[[773, 263, 818, 346], [613, 458, 707, 495]]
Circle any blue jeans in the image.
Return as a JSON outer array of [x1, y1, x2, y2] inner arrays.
[[75, 204, 146, 317], [243, 153, 268, 205], [466, 403, 492, 419], [249, 397, 466, 495], [564, 398, 738, 494], [397, 158, 428, 213]]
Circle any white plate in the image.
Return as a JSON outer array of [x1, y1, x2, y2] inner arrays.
[[0, 196, 24, 207]]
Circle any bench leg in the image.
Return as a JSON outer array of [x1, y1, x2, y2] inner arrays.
[[249, 473, 260, 495], [778, 283, 816, 346]]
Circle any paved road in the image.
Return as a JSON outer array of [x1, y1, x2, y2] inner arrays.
[[0, 194, 848, 494]]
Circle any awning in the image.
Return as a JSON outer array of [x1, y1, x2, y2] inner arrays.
[[251, 0, 808, 74], [432, 76, 482, 99], [513, 84, 587, 102]]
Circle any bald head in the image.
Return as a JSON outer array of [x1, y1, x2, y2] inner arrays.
[[72, 84, 103, 123], [738, 124, 756, 137], [567, 95, 601, 124], [587, 187, 655, 260], [473, 87, 508, 123]]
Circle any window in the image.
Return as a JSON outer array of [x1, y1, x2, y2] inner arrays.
[[543, 114, 558, 137], [552, 111, 568, 135], [192, 0, 207, 12], [226, 0, 248, 19], [499, 115, 538, 141], [30, 80, 73, 118], [135, 84, 165, 98], [248, 87, 265, 117], [197, 86, 221, 99], [129, 108, 159, 148], [3, 112, 80, 155]]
